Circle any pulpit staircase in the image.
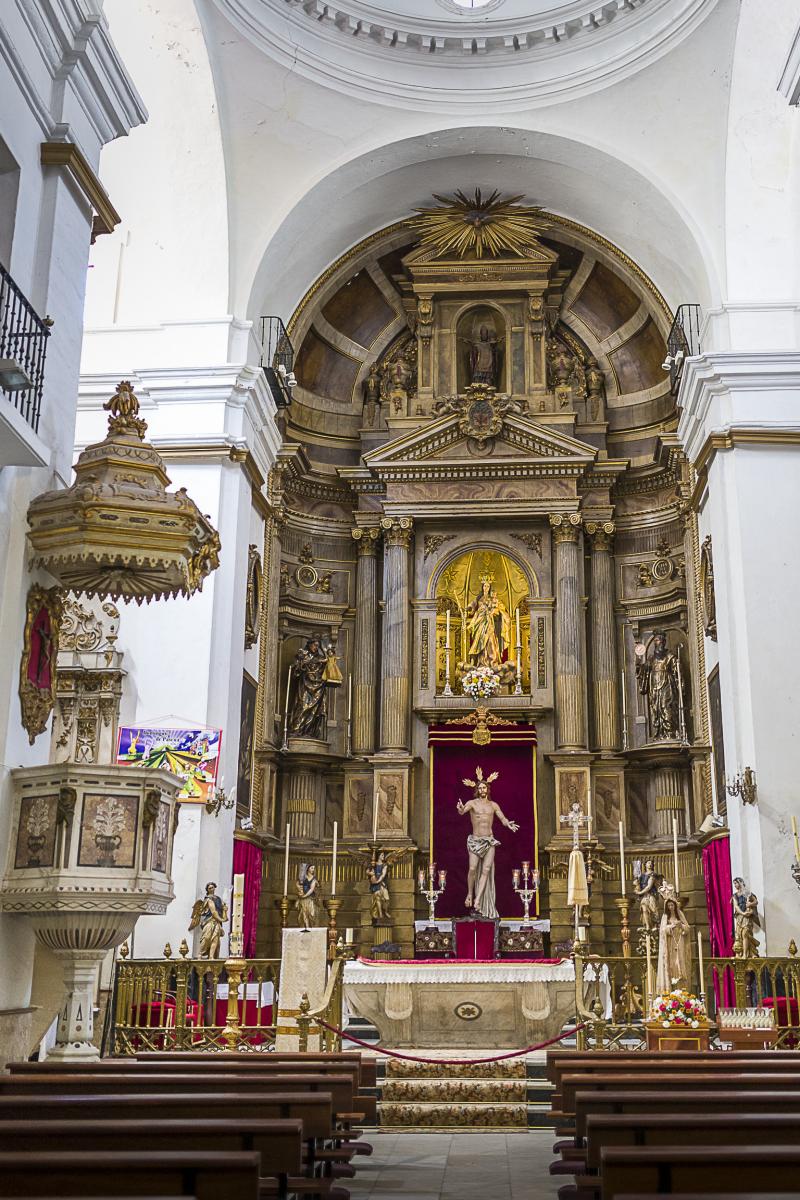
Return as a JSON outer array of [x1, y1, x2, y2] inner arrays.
[[376, 1056, 555, 1130]]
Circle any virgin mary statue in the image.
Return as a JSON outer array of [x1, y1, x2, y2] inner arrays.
[[656, 897, 691, 993], [467, 575, 511, 669]]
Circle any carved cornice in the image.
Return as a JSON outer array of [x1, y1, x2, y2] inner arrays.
[[549, 513, 582, 544], [381, 516, 413, 549], [585, 520, 615, 551], [41, 142, 121, 238]]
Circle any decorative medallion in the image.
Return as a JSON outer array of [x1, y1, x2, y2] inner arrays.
[[637, 536, 685, 588], [433, 383, 522, 450], [19, 584, 63, 744], [26, 381, 220, 603], [444, 704, 518, 746], [700, 534, 717, 641], [411, 189, 548, 260], [454, 1001, 483, 1021], [244, 544, 262, 648], [294, 543, 319, 589]]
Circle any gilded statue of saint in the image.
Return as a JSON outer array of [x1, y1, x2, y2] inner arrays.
[[656, 896, 691, 992], [188, 881, 228, 959], [633, 857, 661, 932], [635, 632, 682, 741], [457, 766, 519, 919], [467, 574, 511, 669], [289, 635, 339, 740], [367, 851, 391, 924], [295, 864, 320, 929]]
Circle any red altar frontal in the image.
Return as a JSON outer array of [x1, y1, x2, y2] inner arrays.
[[424, 721, 541, 961]]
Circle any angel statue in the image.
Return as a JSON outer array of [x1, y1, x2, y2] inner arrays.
[[295, 863, 321, 930], [633, 858, 662, 932], [189, 881, 228, 959], [347, 846, 410, 926], [457, 766, 519, 919]]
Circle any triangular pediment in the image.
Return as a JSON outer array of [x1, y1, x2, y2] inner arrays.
[[350, 410, 596, 484]]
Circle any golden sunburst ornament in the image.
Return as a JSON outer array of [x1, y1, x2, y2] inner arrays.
[[411, 188, 548, 259]]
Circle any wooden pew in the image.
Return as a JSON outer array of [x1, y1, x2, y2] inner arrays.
[[586, 1112, 800, 1172], [558, 1070, 800, 1122], [0, 1150, 261, 1199], [600, 1145, 800, 1199], [136, 1052, 378, 1091], [0, 1119, 302, 1199], [545, 1048, 800, 1085], [573, 1088, 800, 1144]]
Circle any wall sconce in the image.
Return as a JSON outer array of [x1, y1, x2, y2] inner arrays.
[[726, 767, 757, 806], [205, 786, 235, 817]]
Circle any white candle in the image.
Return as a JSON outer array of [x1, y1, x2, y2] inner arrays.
[[446, 608, 450, 647], [673, 816, 680, 894], [345, 927, 354, 943], [284, 670, 291, 719], [232, 872, 245, 935], [697, 930, 705, 996], [373, 791, 379, 842], [283, 823, 291, 896], [645, 937, 652, 1007], [347, 675, 352, 721], [618, 820, 626, 897], [587, 787, 593, 841], [515, 607, 521, 647], [792, 815, 800, 861], [331, 820, 338, 897]]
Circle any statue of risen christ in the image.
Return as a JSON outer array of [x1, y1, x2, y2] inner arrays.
[[457, 767, 519, 919]]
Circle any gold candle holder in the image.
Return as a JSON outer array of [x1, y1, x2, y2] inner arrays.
[[326, 896, 341, 962], [279, 894, 290, 929], [221, 955, 246, 1052], [615, 896, 633, 959]]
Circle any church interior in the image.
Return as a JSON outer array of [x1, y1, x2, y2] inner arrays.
[[2, 0, 800, 1195]]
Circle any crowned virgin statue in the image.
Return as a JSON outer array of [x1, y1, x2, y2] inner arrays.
[[656, 896, 691, 992], [467, 574, 512, 670]]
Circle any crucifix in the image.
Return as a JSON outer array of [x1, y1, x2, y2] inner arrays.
[[560, 801, 588, 850]]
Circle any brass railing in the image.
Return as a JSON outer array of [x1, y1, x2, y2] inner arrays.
[[297, 955, 345, 1053], [111, 947, 281, 1054], [574, 947, 800, 1051]]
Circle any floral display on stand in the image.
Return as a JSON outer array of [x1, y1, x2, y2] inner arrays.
[[650, 989, 708, 1029], [461, 666, 500, 701]]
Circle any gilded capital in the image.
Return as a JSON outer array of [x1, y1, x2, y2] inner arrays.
[[585, 520, 615, 551], [549, 513, 582, 545], [352, 527, 380, 555], [380, 516, 413, 550]]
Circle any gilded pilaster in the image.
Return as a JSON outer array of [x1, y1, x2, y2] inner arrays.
[[379, 516, 413, 752], [586, 521, 621, 752], [285, 761, 319, 842], [252, 476, 284, 828], [351, 527, 380, 756], [654, 766, 686, 838], [550, 513, 586, 750]]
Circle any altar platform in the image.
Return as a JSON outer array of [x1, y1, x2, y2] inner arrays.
[[343, 956, 578, 1049]]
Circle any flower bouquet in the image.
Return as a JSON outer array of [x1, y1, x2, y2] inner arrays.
[[651, 989, 708, 1029], [461, 666, 500, 701]]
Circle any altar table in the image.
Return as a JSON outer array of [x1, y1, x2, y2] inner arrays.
[[343, 958, 580, 1049]]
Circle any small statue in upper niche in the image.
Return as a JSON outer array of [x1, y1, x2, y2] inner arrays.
[[466, 324, 500, 388], [585, 357, 606, 421], [635, 631, 683, 741], [362, 363, 382, 428]]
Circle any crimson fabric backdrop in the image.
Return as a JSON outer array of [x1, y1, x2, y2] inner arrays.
[[429, 723, 537, 921]]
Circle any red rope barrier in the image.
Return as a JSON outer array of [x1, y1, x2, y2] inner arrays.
[[315, 1018, 585, 1065]]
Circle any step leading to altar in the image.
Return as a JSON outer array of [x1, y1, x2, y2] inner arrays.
[[343, 957, 587, 1049]]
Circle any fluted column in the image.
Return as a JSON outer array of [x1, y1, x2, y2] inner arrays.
[[351, 527, 380, 756], [550, 513, 586, 749], [379, 516, 413, 752], [586, 521, 621, 751], [654, 766, 686, 838], [285, 762, 317, 842]]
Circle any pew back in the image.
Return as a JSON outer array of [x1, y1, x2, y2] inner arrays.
[[0, 1150, 262, 1199]]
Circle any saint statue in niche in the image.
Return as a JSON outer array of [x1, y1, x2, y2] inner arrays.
[[466, 573, 512, 669], [467, 324, 499, 387], [457, 766, 519, 919], [288, 634, 340, 740], [656, 896, 691, 992], [635, 631, 683, 741]]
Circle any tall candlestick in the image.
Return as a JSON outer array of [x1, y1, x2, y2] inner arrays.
[[347, 675, 352, 721], [446, 608, 450, 646], [284, 670, 291, 719], [645, 937, 652, 1008], [587, 787, 593, 841], [793, 815, 800, 862], [283, 824, 291, 897], [515, 607, 521, 649], [372, 791, 379, 842], [618, 820, 626, 897], [331, 820, 338, 897], [672, 816, 680, 894], [697, 930, 705, 996]]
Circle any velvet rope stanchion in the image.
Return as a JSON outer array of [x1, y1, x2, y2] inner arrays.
[[312, 1017, 584, 1066]]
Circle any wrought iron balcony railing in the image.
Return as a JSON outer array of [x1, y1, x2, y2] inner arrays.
[[259, 315, 295, 409], [664, 303, 702, 398], [0, 262, 51, 434]]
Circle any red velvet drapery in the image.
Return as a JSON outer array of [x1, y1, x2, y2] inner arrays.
[[702, 833, 734, 1004], [232, 838, 263, 958]]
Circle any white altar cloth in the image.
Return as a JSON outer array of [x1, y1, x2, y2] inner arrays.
[[344, 959, 574, 985]]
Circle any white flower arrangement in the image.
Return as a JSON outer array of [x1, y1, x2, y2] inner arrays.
[[650, 988, 708, 1029], [461, 666, 500, 701]]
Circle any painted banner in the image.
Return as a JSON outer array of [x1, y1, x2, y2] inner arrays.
[[116, 726, 222, 803]]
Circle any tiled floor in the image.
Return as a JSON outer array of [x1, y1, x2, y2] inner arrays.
[[351, 1130, 560, 1200]]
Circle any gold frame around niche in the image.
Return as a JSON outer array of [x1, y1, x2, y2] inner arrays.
[[432, 548, 533, 694]]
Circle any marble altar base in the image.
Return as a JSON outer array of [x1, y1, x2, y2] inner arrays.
[[343, 959, 577, 1049]]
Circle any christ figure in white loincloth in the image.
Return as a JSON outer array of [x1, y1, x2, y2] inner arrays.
[[457, 766, 519, 919]]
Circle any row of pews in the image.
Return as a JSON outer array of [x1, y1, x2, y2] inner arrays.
[[0, 1049, 377, 1199], [545, 1047, 800, 1199]]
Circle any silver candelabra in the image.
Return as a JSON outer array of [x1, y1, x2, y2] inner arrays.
[[418, 861, 447, 923], [512, 861, 540, 923]]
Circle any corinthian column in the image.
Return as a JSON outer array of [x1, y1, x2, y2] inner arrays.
[[351, 527, 380, 756], [586, 521, 621, 751], [550, 513, 586, 749], [379, 516, 413, 752]]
